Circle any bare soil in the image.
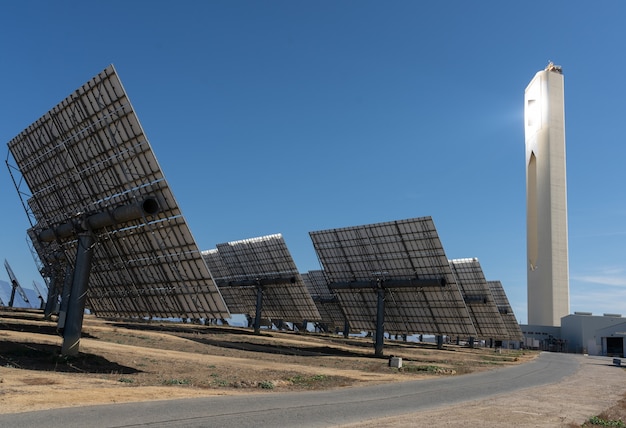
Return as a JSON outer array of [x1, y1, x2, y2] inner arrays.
[[1, 308, 625, 427]]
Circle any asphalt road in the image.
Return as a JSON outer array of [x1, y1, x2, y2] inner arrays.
[[0, 352, 579, 428]]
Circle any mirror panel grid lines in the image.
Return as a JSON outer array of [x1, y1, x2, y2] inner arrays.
[[7, 64, 229, 320], [488, 280, 524, 341], [203, 234, 321, 323], [449, 258, 509, 340], [309, 217, 477, 337], [302, 270, 346, 331]]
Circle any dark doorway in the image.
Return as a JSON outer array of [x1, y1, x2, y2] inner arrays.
[[606, 337, 624, 357]]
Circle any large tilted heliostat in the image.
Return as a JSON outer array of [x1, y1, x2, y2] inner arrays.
[[309, 216, 479, 355], [6, 65, 229, 355]]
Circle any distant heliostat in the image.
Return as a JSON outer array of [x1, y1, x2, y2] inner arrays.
[[203, 234, 321, 332]]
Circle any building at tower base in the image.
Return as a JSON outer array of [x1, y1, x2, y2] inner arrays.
[[524, 63, 570, 327]]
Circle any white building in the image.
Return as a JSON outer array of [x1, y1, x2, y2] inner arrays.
[[561, 313, 626, 357], [524, 63, 570, 327], [522, 313, 626, 358]]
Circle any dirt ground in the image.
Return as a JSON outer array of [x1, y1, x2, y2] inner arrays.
[[1, 308, 625, 427], [342, 354, 626, 427]]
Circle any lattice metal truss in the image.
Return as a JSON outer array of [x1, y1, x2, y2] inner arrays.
[[4, 259, 31, 307], [302, 270, 346, 331], [27, 227, 65, 315], [204, 234, 321, 323], [449, 258, 508, 340], [309, 217, 477, 336], [6, 65, 229, 320], [487, 280, 524, 341]]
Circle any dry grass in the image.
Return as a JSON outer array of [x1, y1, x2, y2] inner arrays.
[[3, 307, 626, 426], [0, 307, 571, 417], [1, 309, 533, 391]]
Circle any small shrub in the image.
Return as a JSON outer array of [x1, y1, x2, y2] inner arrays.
[[480, 355, 519, 363], [403, 365, 439, 373], [403, 365, 456, 375], [119, 378, 134, 383], [258, 381, 274, 389], [162, 378, 191, 385]]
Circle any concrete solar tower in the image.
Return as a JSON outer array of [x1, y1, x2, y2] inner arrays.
[[524, 62, 570, 327]]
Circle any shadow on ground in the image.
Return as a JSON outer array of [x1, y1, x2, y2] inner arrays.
[[0, 311, 94, 339], [109, 320, 452, 360], [0, 321, 97, 339], [0, 341, 140, 375], [184, 335, 372, 357], [112, 321, 378, 358]]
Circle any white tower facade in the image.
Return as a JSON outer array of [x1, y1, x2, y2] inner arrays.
[[524, 63, 570, 327]]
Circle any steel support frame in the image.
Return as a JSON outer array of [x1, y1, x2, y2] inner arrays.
[[47, 199, 159, 356], [329, 277, 446, 356], [223, 277, 296, 335], [254, 285, 264, 334], [61, 233, 94, 356], [8, 285, 17, 307], [374, 286, 385, 356]]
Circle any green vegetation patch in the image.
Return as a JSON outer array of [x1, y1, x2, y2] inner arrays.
[[480, 355, 520, 363], [402, 364, 456, 375], [584, 416, 626, 427], [288, 374, 328, 387]]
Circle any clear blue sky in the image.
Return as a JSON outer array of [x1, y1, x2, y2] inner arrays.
[[1, 1, 625, 324]]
